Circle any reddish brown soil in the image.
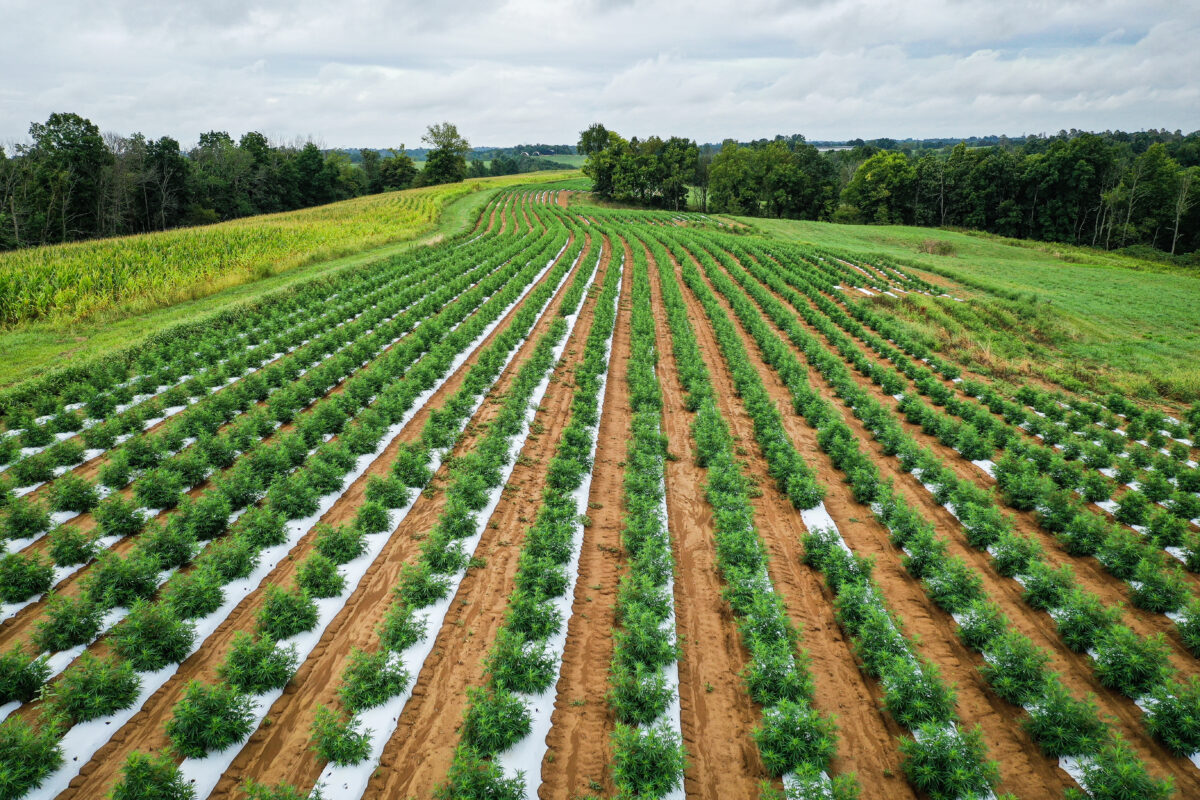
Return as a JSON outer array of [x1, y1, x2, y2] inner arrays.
[[356, 239, 611, 800], [53, 235, 591, 800], [654, 245, 918, 798], [645, 247, 778, 799], [538, 237, 631, 799]]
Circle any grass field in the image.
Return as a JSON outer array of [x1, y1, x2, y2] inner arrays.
[[736, 217, 1200, 404], [2, 188, 1198, 800], [0, 171, 578, 390]]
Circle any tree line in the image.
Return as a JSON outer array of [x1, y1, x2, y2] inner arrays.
[[579, 124, 1200, 258], [0, 114, 475, 251]]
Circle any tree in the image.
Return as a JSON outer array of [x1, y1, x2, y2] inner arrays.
[[379, 148, 417, 191], [840, 151, 917, 224], [419, 122, 470, 186], [360, 149, 382, 194], [145, 137, 189, 230], [1170, 166, 1198, 255], [26, 112, 113, 243]]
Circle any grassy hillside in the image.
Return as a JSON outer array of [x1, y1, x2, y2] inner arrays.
[[0, 172, 575, 329], [0, 171, 578, 389], [749, 217, 1200, 404]]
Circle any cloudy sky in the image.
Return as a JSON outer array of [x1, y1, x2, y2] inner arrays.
[[3, 0, 1198, 149]]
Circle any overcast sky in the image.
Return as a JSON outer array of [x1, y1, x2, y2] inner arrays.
[[3, 0, 1198, 149]]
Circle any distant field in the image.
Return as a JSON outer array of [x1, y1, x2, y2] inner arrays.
[[748, 217, 1200, 403], [0, 171, 578, 388], [0, 173, 574, 330]]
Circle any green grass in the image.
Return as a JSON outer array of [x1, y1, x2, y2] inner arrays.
[[745, 217, 1200, 405], [0, 171, 578, 390]]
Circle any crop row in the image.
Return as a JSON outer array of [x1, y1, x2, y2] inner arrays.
[[648, 229, 858, 798], [647, 225, 1002, 799], [665, 225, 1190, 796], [0, 231, 565, 668], [438, 245, 622, 799], [0, 221, 579, 798]]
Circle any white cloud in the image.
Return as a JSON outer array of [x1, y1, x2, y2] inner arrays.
[[1, 0, 1197, 148]]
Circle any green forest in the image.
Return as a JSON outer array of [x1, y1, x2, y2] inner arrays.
[[580, 124, 1200, 260]]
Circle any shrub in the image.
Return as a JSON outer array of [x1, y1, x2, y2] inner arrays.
[[486, 628, 556, 694], [98, 451, 133, 490], [1145, 677, 1200, 757], [314, 523, 367, 565], [136, 521, 197, 571], [461, 685, 530, 756], [1146, 509, 1188, 549], [239, 507, 287, 551], [1054, 589, 1121, 653], [133, 467, 184, 510], [1059, 512, 1110, 557], [45, 653, 139, 723], [1022, 679, 1105, 757], [1091, 625, 1171, 697], [741, 638, 812, 707], [111, 600, 195, 671], [181, 492, 233, 541], [88, 550, 161, 608], [309, 705, 371, 766], [32, 592, 104, 652], [880, 656, 956, 729], [49, 474, 99, 513], [0, 717, 64, 798], [109, 749, 195, 800], [338, 648, 409, 712], [434, 743, 524, 800], [1020, 561, 1074, 612], [1097, 526, 1150, 580], [0, 646, 49, 704], [1130, 556, 1188, 614], [979, 631, 1050, 706], [2, 496, 50, 540], [256, 585, 318, 641], [218, 632, 297, 695], [1114, 490, 1150, 526], [0, 553, 53, 603], [899, 723, 999, 800], [396, 561, 450, 608], [199, 533, 259, 582], [989, 531, 1042, 578], [1178, 597, 1200, 657], [47, 525, 98, 566], [608, 660, 673, 725], [752, 698, 837, 776], [378, 601, 427, 653], [162, 566, 225, 619], [297, 553, 345, 599], [364, 474, 409, 510], [955, 599, 1006, 652], [93, 494, 146, 539], [267, 473, 319, 520], [166, 680, 256, 758], [354, 501, 390, 535], [1081, 471, 1115, 504], [611, 721, 686, 799], [1074, 733, 1173, 800], [612, 606, 678, 671], [240, 780, 326, 800]]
